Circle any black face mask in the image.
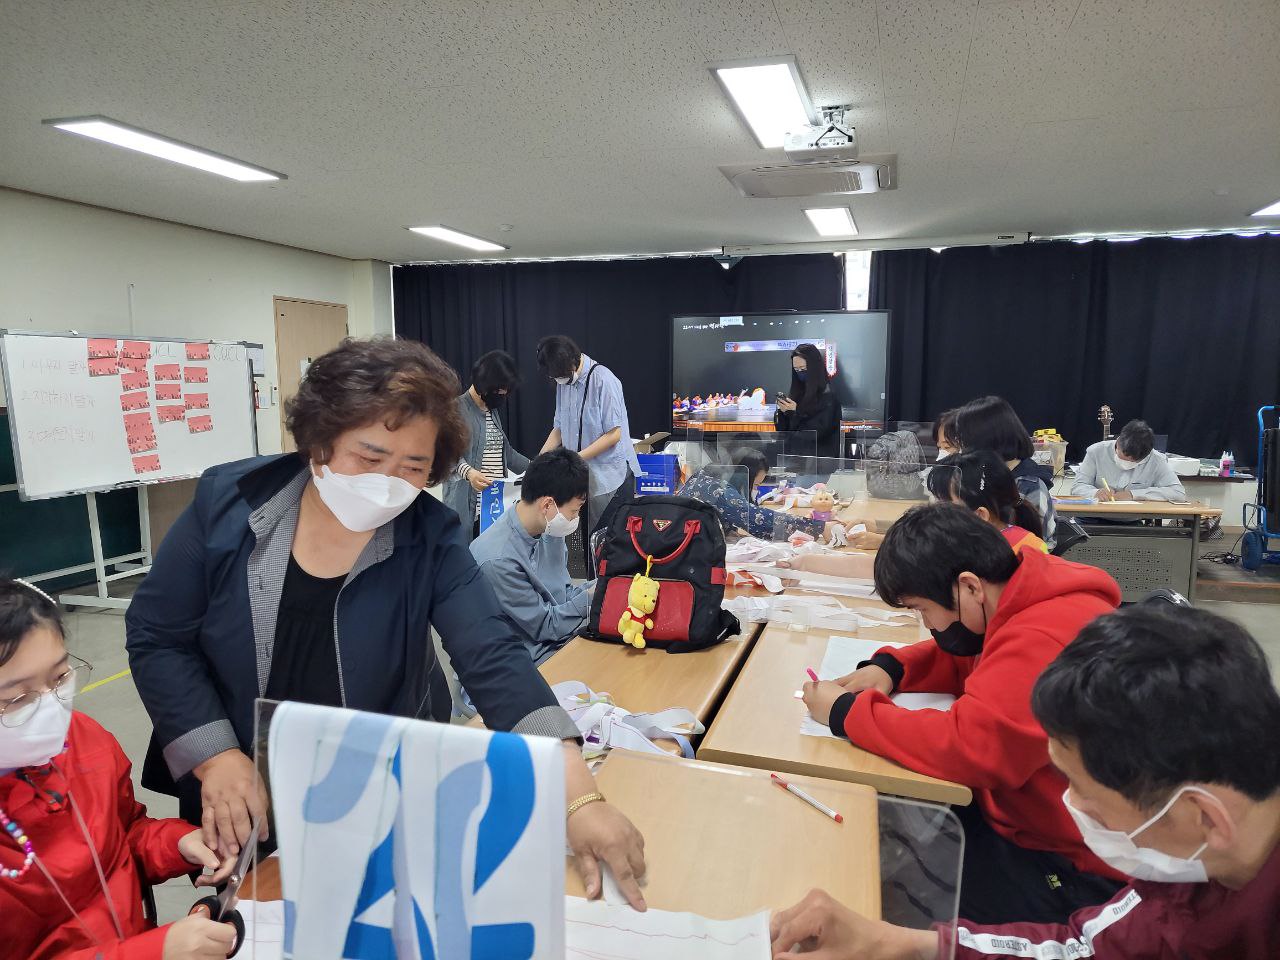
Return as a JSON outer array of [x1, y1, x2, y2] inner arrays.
[[481, 391, 507, 410], [929, 582, 988, 656]]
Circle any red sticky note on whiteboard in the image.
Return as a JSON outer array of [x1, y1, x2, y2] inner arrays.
[[88, 338, 117, 360], [120, 391, 150, 412], [155, 382, 183, 400], [121, 369, 150, 391], [123, 411, 157, 453], [121, 341, 152, 361], [88, 356, 119, 377], [154, 364, 181, 381], [132, 454, 162, 475], [157, 404, 186, 423], [184, 366, 209, 383], [185, 393, 210, 410], [186, 342, 211, 360], [119, 356, 149, 374], [188, 414, 213, 434]]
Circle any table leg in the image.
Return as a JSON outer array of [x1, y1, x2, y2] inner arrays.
[[1189, 512, 1201, 604]]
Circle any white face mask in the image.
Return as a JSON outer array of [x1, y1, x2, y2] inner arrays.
[[1063, 786, 1212, 883], [1114, 448, 1143, 471], [0, 695, 73, 770], [936, 449, 952, 462], [553, 376, 571, 386], [311, 464, 420, 533], [544, 508, 580, 538]]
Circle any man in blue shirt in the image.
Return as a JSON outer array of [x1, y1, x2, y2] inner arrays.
[[470, 448, 595, 664], [537, 336, 641, 540]]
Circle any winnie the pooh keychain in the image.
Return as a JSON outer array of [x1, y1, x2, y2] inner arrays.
[[618, 556, 660, 649]]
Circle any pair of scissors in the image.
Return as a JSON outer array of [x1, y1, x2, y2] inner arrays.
[[189, 818, 262, 958]]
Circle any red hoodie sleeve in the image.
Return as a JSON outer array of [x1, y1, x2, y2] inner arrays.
[[883, 639, 966, 696], [57, 924, 171, 960], [845, 627, 1061, 789], [111, 735, 197, 882], [949, 887, 1170, 959]]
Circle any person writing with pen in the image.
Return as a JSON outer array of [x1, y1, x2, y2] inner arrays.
[[125, 337, 649, 911]]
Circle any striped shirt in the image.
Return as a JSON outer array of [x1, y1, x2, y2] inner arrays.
[[457, 411, 506, 518]]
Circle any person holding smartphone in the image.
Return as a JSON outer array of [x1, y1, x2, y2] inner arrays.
[[775, 343, 842, 458]]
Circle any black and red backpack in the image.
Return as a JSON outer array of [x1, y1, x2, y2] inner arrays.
[[585, 494, 741, 652]]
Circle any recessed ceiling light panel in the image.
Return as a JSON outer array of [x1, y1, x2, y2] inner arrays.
[[43, 116, 284, 181], [711, 56, 815, 149], [408, 225, 508, 252]]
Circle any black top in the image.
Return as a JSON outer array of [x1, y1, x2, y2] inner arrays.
[[775, 388, 843, 458], [264, 555, 346, 707]]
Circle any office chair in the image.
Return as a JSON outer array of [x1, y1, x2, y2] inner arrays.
[[1140, 587, 1190, 606], [1051, 519, 1089, 557]]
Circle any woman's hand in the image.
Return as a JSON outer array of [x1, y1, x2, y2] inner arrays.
[[770, 888, 939, 959], [468, 468, 494, 492], [163, 909, 239, 960], [777, 397, 798, 414], [833, 664, 894, 696], [193, 748, 269, 857], [567, 800, 648, 911], [179, 830, 237, 888]]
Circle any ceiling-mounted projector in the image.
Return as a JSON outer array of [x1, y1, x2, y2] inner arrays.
[[783, 105, 857, 162]]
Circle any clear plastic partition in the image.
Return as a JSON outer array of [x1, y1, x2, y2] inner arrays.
[[877, 796, 963, 958], [677, 465, 751, 538], [712, 428, 817, 480]]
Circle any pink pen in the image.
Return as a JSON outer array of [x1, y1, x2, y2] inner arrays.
[[805, 667, 819, 683], [771, 772, 843, 823]]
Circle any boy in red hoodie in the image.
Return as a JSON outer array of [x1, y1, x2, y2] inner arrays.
[[0, 579, 237, 960], [774, 603, 1280, 959], [802, 503, 1123, 924]]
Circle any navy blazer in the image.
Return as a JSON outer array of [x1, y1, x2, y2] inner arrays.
[[126, 454, 574, 812]]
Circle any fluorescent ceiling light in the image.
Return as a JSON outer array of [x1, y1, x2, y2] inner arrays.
[[1251, 198, 1280, 216], [804, 207, 857, 237], [711, 57, 813, 149], [43, 116, 283, 181], [408, 225, 508, 252]]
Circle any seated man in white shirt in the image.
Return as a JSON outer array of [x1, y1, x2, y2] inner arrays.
[[1071, 419, 1186, 502], [470, 448, 595, 664]]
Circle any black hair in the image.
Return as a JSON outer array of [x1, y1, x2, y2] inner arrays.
[[1116, 419, 1156, 461], [520, 448, 589, 506], [873, 502, 1020, 609], [732, 447, 769, 485], [788, 343, 830, 415], [471, 350, 521, 397], [535, 335, 582, 380], [933, 409, 958, 448], [1033, 604, 1280, 810], [953, 396, 1034, 462], [0, 578, 65, 668], [927, 450, 1044, 539]]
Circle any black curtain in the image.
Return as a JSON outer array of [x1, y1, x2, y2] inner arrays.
[[871, 235, 1280, 466], [395, 255, 845, 456]]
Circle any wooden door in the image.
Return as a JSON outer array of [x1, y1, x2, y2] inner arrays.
[[274, 297, 348, 452]]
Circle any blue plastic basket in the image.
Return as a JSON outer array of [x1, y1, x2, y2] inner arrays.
[[635, 453, 679, 496]]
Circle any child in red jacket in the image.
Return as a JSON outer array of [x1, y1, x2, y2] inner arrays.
[[0, 579, 237, 959], [802, 503, 1123, 924], [774, 604, 1280, 960]]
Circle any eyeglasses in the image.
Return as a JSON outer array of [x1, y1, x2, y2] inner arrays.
[[0, 655, 93, 728]]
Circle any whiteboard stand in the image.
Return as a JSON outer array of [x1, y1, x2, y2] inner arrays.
[[59, 486, 153, 610]]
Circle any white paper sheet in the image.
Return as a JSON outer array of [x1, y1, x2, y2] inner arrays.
[[239, 899, 285, 960], [799, 635, 956, 738], [565, 897, 770, 959]]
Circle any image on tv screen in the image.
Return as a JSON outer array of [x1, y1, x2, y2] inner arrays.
[[671, 311, 889, 430]]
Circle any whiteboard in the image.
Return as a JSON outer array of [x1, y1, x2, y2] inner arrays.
[[1, 331, 259, 500]]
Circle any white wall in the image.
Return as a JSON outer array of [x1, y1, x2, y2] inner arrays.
[[0, 188, 393, 453]]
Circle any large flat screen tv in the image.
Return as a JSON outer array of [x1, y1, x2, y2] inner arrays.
[[670, 310, 890, 431]]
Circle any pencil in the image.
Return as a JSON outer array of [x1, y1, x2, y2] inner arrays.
[[771, 773, 843, 823]]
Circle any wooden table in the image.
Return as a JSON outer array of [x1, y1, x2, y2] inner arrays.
[[244, 749, 882, 921], [698, 614, 973, 807], [1055, 498, 1222, 602], [470, 591, 765, 752]]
